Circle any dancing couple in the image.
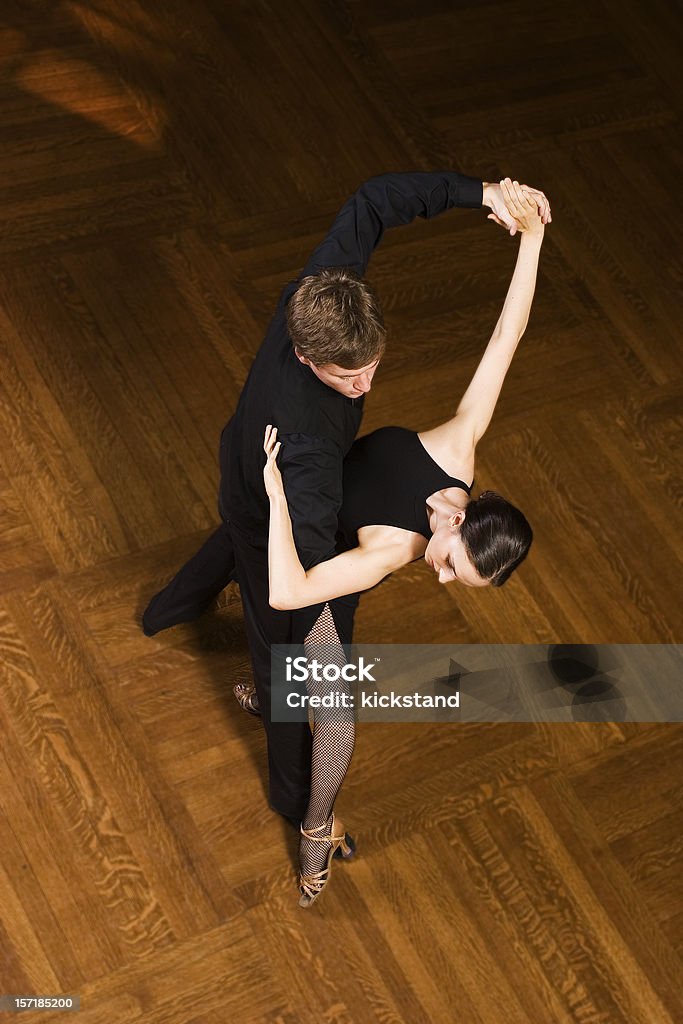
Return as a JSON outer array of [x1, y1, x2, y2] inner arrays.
[[142, 171, 550, 906]]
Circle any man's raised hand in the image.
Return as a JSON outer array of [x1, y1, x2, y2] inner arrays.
[[483, 179, 552, 235]]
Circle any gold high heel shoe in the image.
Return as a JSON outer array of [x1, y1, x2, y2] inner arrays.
[[298, 814, 351, 908], [233, 681, 260, 716]]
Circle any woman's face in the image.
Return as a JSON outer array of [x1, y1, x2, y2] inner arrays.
[[424, 518, 490, 588]]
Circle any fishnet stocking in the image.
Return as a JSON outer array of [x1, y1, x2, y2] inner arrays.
[[299, 602, 355, 882]]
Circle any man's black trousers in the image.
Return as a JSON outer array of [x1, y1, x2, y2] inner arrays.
[[143, 519, 315, 820], [143, 518, 359, 822]]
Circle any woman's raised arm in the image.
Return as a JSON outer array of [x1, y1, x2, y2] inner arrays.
[[263, 427, 402, 609], [449, 179, 545, 451]]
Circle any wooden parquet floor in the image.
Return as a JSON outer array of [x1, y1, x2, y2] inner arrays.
[[1, 1, 682, 1021]]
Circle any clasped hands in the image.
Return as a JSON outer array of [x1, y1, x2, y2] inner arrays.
[[483, 177, 551, 235]]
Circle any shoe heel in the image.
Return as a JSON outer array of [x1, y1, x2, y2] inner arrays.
[[333, 818, 353, 858], [339, 835, 353, 858]]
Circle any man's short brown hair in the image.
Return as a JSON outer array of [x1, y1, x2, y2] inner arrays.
[[286, 267, 385, 368]]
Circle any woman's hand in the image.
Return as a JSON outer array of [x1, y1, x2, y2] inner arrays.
[[500, 178, 545, 237], [483, 179, 551, 235], [263, 425, 284, 499]]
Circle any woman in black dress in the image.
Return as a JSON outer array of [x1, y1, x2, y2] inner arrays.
[[264, 180, 544, 906]]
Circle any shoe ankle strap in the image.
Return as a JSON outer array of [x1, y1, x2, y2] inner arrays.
[[300, 815, 345, 842], [300, 820, 330, 837]]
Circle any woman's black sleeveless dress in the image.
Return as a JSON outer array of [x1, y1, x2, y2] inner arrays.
[[326, 426, 473, 639]]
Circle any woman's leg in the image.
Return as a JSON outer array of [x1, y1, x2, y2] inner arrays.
[[299, 602, 356, 883]]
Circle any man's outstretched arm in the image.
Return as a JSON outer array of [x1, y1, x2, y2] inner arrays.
[[301, 171, 551, 279], [301, 170, 482, 279]]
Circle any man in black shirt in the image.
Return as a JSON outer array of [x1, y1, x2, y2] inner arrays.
[[142, 171, 550, 830]]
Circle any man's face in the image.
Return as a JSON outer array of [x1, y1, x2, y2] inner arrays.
[[296, 352, 381, 398]]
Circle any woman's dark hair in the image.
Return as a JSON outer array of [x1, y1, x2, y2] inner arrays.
[[460, 490, 533, 587]]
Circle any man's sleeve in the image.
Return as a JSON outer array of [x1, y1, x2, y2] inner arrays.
[[301, 171, 483, 280], [277, 433, 354, 646], [277, 433, 344, 571]]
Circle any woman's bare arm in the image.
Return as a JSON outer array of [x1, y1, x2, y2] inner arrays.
[[263, 427, 403, 609], [444, 180, 545, 453]]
